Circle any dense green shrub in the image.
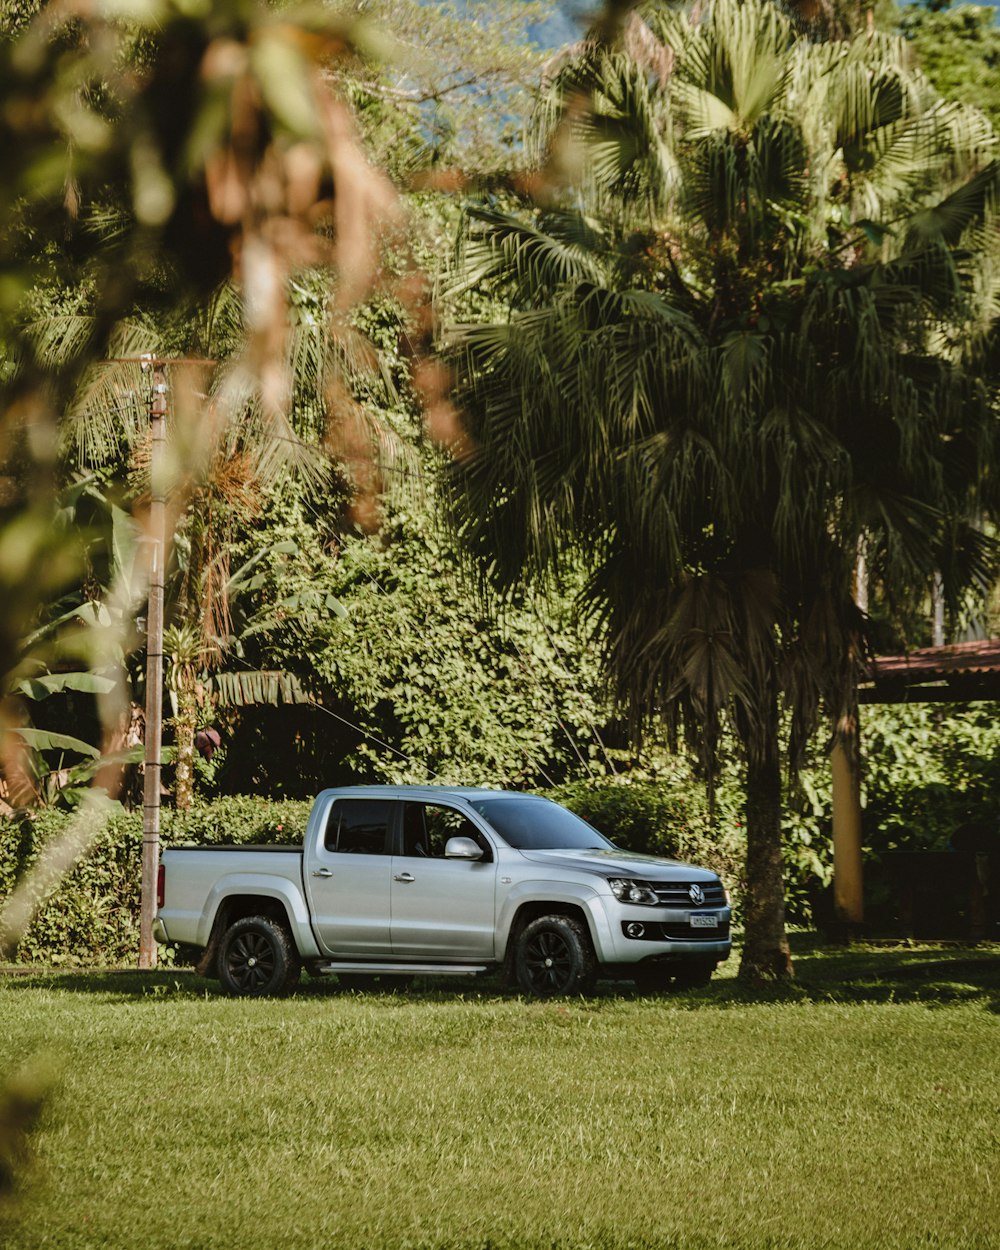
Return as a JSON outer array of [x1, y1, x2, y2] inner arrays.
[[0, 809, 143, 967], [164, 797, 314, 846], [860, 703, 1000, 854], [219, 488, 612, 795]]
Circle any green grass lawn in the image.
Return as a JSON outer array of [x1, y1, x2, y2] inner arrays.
[[2, 939, 999, 1250]]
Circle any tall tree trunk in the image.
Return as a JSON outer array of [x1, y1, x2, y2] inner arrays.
[[738, 689, 793, 982]]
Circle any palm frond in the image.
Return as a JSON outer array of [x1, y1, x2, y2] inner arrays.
[[207, 670, 310, 707], [455, 209, 608, 305], [904, 160, 1000, 249]]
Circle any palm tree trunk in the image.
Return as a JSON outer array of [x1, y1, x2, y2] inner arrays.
[[173, 682, 198, 811], [738, 688, 793, 982]]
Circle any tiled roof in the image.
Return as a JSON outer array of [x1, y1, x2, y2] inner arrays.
[[860, 639, 1000, 703]]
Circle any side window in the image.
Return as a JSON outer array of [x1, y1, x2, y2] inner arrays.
[[401, 803, 489, 859], [324, 799, 393, 854]]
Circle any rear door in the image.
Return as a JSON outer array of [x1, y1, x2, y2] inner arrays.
[[390, 801, 497, 959], [305, 797, 394, 956]]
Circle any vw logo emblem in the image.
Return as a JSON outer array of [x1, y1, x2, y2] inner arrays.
[[688, 884, 705, 905]]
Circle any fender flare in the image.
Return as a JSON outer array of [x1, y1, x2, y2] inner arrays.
[[496, 881, 614, 963], [198, 874, 321, 958]]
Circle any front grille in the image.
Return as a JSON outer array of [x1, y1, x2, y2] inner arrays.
[[652, 881, 727, 908]]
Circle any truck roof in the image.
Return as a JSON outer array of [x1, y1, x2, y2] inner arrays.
[[319, 785, 532, 800]]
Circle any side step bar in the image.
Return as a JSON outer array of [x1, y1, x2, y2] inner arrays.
[[315, 960, 490, 977]]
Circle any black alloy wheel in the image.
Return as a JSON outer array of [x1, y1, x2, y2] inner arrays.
[[218, 915, 301, 997], [515, 915, 596, 997]]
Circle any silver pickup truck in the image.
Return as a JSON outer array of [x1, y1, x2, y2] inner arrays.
[[155, 785, 732, 997]]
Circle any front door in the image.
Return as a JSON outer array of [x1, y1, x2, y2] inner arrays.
[[390, 802, 496, 959], [306, 797, 393, 956]]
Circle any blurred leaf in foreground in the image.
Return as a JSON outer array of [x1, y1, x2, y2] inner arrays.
[[0, 1062, 51, 1206]]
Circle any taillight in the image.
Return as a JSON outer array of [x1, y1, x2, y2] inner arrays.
[[157, 863, 165, 910]]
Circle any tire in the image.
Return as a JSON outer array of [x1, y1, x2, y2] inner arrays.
[[218, 915, 301, 998], [515, 914, 596, 997], [336, 974, 413, 993]]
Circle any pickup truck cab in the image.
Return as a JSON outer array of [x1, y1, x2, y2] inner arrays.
[[155, 785, 732, 997]]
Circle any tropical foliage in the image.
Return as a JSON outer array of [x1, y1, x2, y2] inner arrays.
[[0, 0, 414, 799], [198, 467, 614, 795], [446, 0, 1000, 978], [899, 1, 1000, 133]]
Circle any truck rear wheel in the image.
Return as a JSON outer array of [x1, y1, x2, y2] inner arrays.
[[218, 915, 301, 997], [515, 914, 596, 997]]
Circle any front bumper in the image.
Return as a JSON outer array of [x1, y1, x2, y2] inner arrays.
[[594, 899, 733, 963]]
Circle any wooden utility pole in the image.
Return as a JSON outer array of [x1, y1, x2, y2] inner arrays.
[[139, 359, 167, 970]]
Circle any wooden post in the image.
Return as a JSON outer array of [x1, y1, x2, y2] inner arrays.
[[831, 713, 864, 933], [139, 361, 167, 970]]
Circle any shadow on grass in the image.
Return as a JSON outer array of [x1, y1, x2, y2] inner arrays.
[[4, 934, 1000, 1011], [773, 937, 1000, 1011]]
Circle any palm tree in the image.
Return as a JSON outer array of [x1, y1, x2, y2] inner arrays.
[[445, 0, 1000, 980]]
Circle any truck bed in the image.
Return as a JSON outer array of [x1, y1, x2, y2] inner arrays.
[[159, 845, 307, 948]]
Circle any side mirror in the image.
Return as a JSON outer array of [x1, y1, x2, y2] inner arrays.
[[445, 836, 484, 861]]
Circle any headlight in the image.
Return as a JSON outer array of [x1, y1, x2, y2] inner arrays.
[[608, 878, 659, 906]]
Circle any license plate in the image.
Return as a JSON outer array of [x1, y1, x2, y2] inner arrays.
[[689, 913, 719, 929]]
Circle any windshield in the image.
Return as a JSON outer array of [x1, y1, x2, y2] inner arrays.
[[470, 796, 614, 851]]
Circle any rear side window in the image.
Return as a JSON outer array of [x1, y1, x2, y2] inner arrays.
[[324, 799, 393, 854]]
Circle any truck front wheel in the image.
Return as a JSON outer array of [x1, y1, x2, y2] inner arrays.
[[515, 915, 596, 997], [218, 915, 301, 997]]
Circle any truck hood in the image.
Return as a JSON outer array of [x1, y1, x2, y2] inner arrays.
[[516, 848, 718, 881]]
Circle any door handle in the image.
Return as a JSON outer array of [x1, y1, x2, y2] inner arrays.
[[394, 872, 415, 883], [312, 868, 334, 878]]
